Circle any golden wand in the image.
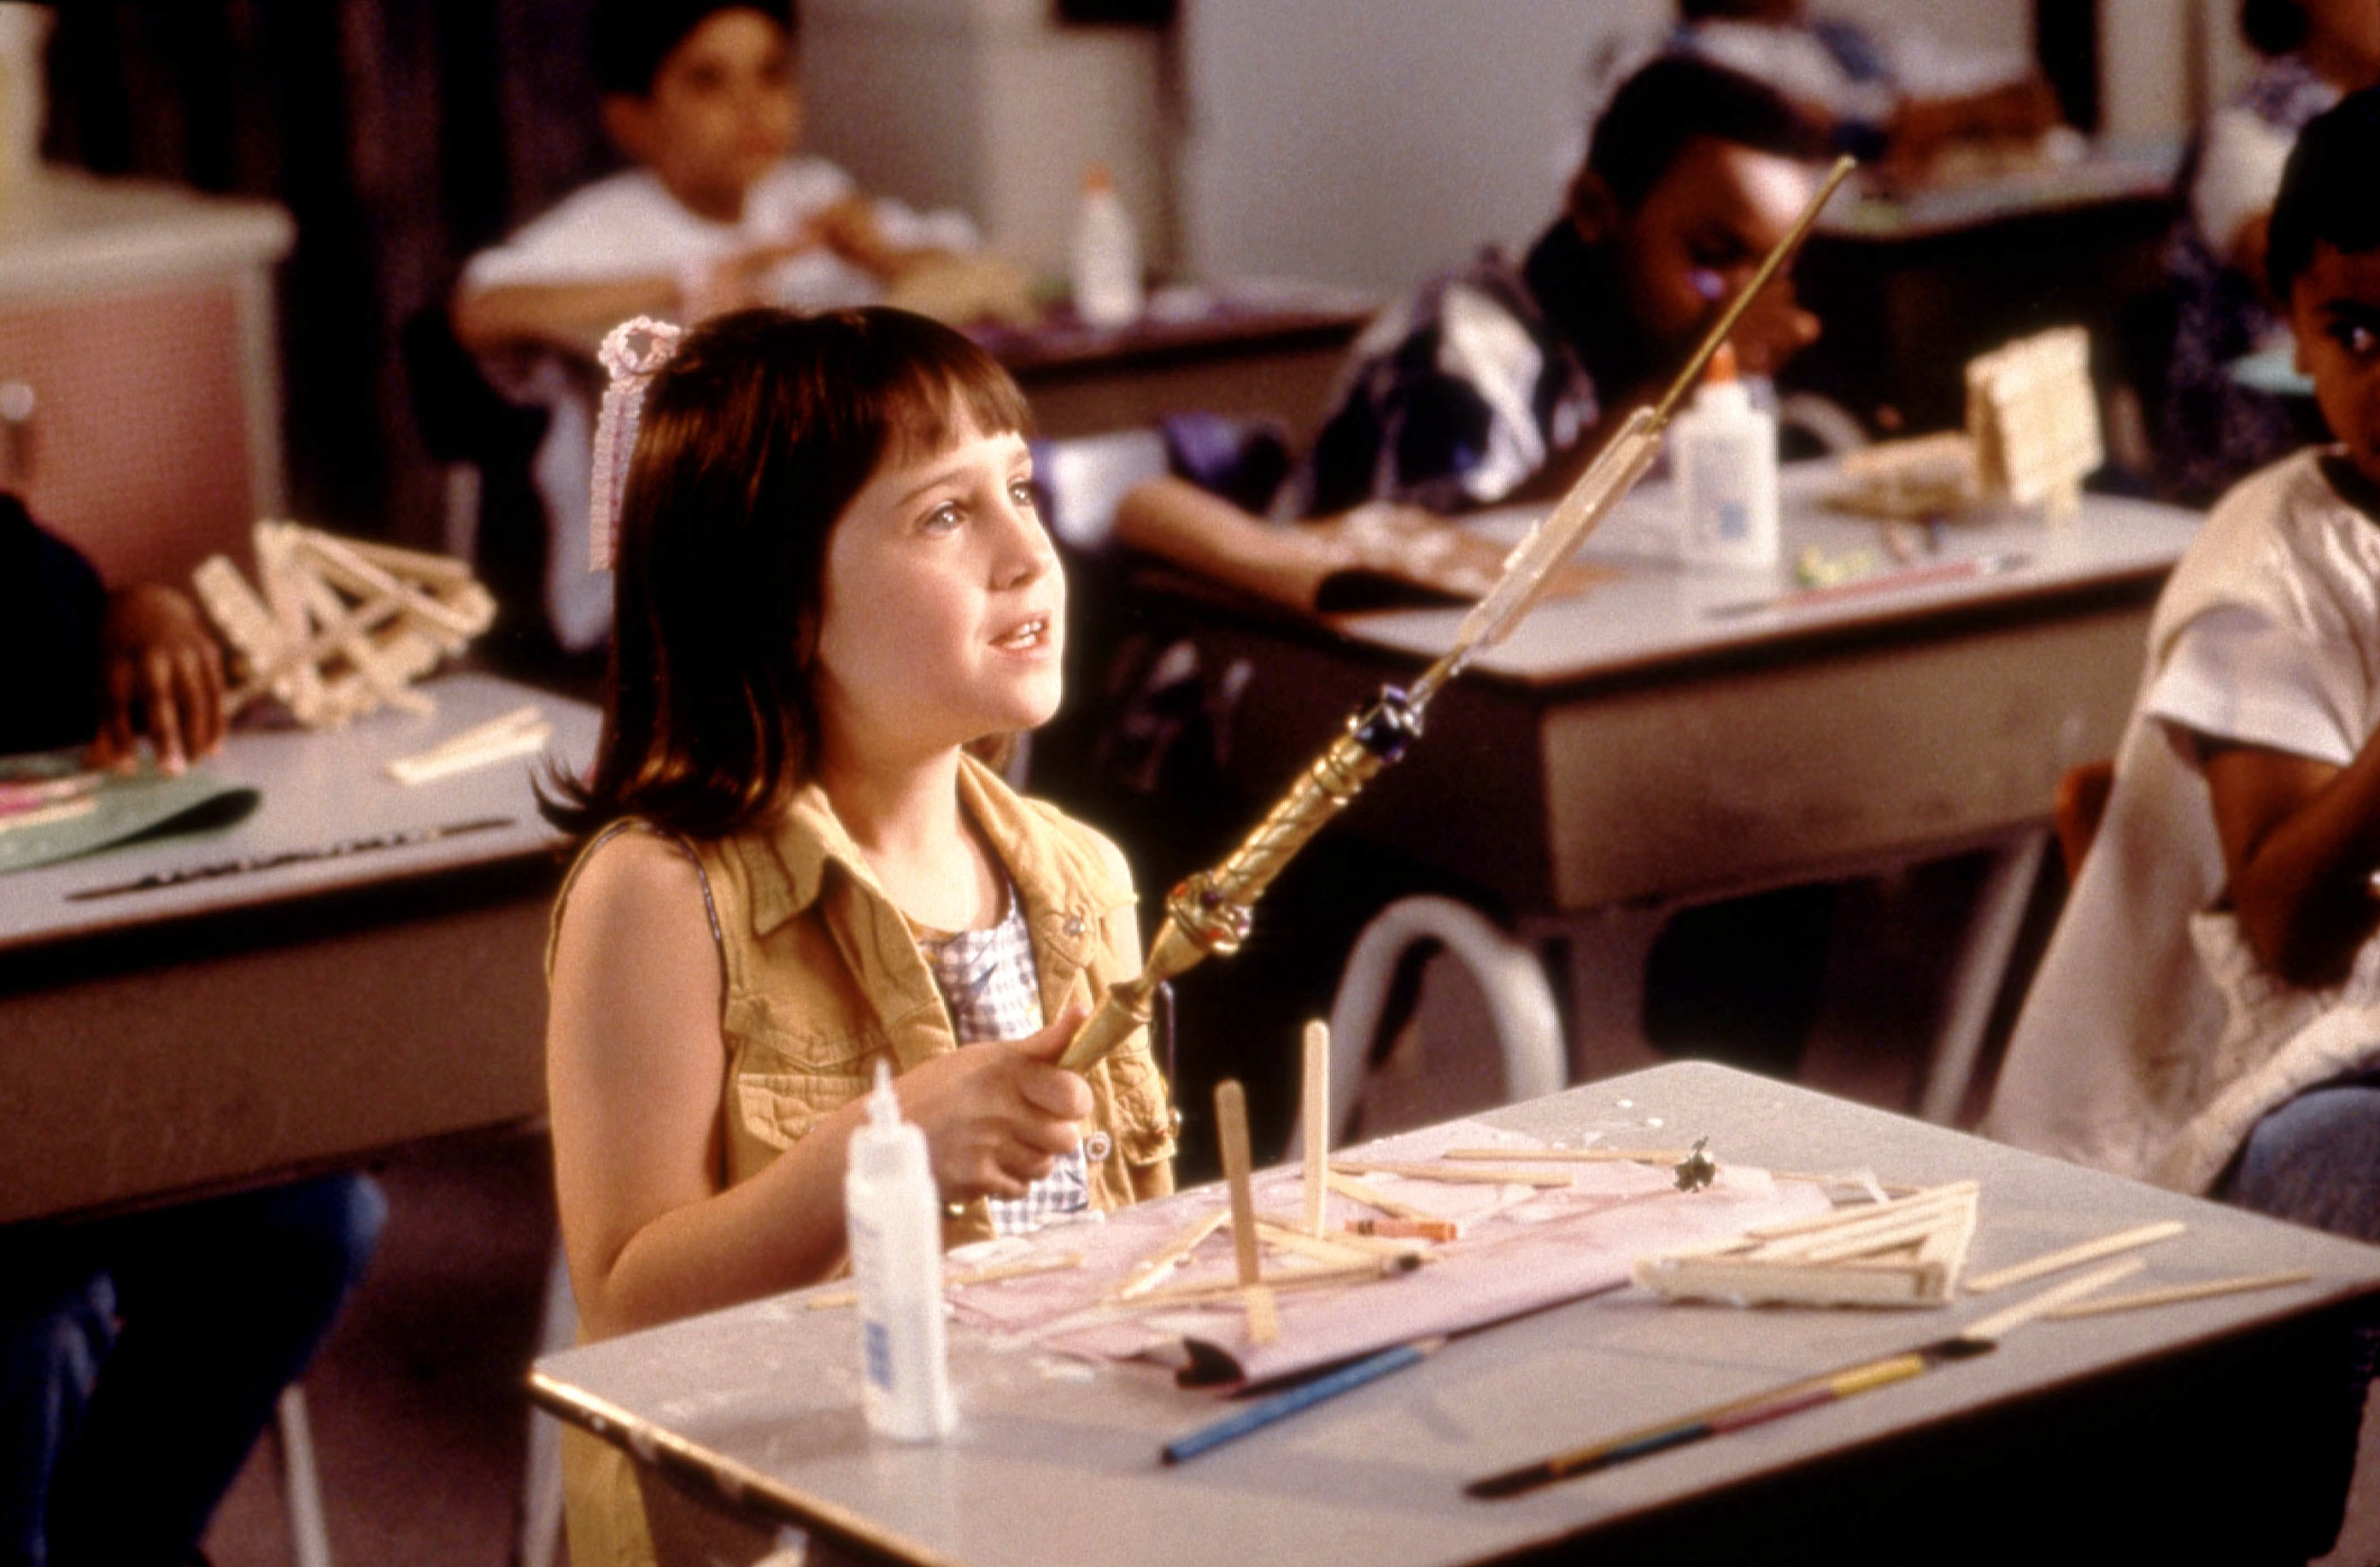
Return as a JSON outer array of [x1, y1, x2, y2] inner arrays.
[[1060, 156, 1858, 1075]]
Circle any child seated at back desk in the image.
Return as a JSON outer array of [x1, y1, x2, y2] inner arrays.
[[1290, 54, 1830, 519], [0, 498, 384, 1567], [1663, 0, 2062, 178], [1094, 59, 1838, 1113], [2160, 0, 2379, 505], [450, 0, 977, 657], [1987, 87, 2380, 1242]]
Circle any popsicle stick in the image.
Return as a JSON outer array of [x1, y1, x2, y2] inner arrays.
[[805, 1252, 1086, 1309], [1302, 1020, 1330, 1237], [2043, 1270, 2314, 1320], [1743, 1182, 1977, 1245], [1961, 1221, 2187, 1294], [1958, 1257, 2143, 1343], [1444, 1147, 1689, 1165], [1243, 1285, 1280, 1345], [1257, 1215, 1414, 1261], [1120, 1253, 1422, 1309], [1114, 1208, 1230, 1301], [1325, 1171, 1433, 1222], [389, 719, 552, 785], [1330, 1160, 1572, 1188], [1216, 1081, 1261, 1287]]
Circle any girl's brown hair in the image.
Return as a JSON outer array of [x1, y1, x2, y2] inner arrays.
[[542, 306, 1031, 841]]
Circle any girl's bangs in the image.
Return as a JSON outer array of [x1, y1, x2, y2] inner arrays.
[[875, 337, 1034, 466]]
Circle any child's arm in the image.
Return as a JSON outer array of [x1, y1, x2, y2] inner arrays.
[[449, 277, 688, 357], [548, 832, 1093, 1340], [807, 194, 956, 281], [2203, 737, 2380, 987]]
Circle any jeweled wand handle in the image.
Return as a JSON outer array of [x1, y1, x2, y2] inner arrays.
[[1058, 693, 1420, 1072]]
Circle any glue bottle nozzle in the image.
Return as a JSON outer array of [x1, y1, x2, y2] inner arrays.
[[867, 1058, 900, 1129]]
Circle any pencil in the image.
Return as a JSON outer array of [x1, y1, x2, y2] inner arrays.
[[1466, 1337, 1992, 1499], [1161, 1338, 1444, 1465], [1468, 1260, 2142, 1500]]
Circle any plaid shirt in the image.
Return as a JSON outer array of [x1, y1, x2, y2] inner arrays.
[[1294, 221, 1610, 518], [916, 892, 1091, 1235]]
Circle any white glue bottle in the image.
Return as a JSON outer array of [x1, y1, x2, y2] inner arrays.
[[1671, 343, 1780, 570], [844, 1059, 957, 1441], [1070, 163, 1143, 329]]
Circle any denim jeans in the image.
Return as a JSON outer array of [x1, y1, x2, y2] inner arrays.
[[2223, 1072, 2380, 1244], [0, 1172, 385, 1567]]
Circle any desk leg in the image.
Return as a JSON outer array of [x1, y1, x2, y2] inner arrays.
[[1528, 906, 1669, 1087], [1917, 826, 2050, 1127]]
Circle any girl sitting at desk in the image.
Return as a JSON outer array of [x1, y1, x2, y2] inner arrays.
[[541, 308, 1176, 1567], [1988, 88, 2380, 1242]]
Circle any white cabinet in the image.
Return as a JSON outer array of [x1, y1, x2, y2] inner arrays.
[[0, 169, 291, 587]]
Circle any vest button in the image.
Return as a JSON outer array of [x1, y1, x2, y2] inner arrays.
[[1083, 1130, 1114, 1162]]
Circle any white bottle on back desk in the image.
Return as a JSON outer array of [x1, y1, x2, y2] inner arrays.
[[1672, 343, 1779, 570], [844, 1060, 956, 1441], [1070, 163, 1143, 329]]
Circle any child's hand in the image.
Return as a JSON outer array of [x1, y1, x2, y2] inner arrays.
[[680, 238, 824, 319], [897, 1003, 1094, 1201], [91, 583, 226, 775]]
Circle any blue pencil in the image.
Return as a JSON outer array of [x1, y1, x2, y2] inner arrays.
[[1161, 1337, 1445, 1464]]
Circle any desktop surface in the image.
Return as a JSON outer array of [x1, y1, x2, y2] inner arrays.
[[533, 1060, 2380, 1567], [0, 672, 601, 1224]]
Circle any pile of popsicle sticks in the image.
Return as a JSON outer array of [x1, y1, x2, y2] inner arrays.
[[193, 522, 495, 727], [1116, 1024, 1433, 1346], [1635, 1179, 1980, 1307]]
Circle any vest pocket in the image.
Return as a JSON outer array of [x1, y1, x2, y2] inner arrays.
[[732, 1066, 873, 1151], [727, 1014, 884, 1153]]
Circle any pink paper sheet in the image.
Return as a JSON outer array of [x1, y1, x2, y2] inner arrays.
[[946, 1120, 1831, 1388]]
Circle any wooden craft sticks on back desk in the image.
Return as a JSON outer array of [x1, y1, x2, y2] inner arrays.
[[0, 672, 599, 1224], [531, 1061, 2380, 1567]]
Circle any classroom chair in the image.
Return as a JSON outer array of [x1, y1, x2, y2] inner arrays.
[[1286, 895, 1567, 1156]]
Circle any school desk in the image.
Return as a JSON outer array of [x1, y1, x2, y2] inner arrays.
[[1789, 140, 2182, 431], [0, 672, 599, 1225], [1093, 465, 2202, 1109], [977, 281, 1373, 443], [528, 1059, 2380, 1567]]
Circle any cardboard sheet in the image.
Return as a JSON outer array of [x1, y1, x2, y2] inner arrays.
[[946, 1119, 1829, 1389]]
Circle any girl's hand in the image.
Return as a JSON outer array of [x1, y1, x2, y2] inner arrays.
[[898, 1003, 1094, 1200]]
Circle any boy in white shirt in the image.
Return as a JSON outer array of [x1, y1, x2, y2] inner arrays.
[[451, 1, 974, 653], [1988, 87, 2380, 1241]]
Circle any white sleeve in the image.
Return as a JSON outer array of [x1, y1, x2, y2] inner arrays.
[[460, 178, 709, 291], [2147, 603, 2362, 767], [2190, 106, 2295, 262]]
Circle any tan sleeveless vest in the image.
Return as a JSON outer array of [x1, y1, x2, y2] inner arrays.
[[550, 755, 1175, 1566]]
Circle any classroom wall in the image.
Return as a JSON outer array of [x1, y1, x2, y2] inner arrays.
[[801, 0, 1173, 277], [1172, 0, 2190, 296]]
